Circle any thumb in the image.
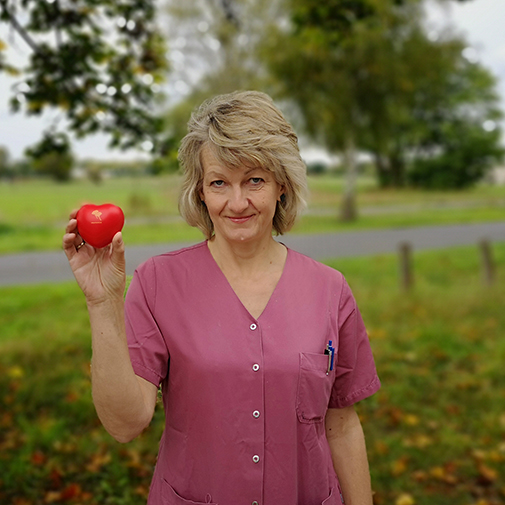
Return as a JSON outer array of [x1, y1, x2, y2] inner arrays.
[[111, 232, 125, 262]]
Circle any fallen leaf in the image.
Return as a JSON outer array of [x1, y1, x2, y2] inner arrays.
[[488, 450, 504, 463], [404, 414, 420, 426], [430, 467, 446, 480], [411, 470, 428, 482], [44, 491, 61, 504], [395, 493, 415, 505], [375, 440, 389, 455], [86, 451, 111, 473], [31, 451, 46, 466], [368, 328, 387, 340], [8, 366, 24, 379], [13, 499, 33, 505], [134, 484, 150, 497], [0, 412, 13, 428], [388, 408, 404, 426], [65, 391, 80, 403], [445, 404, 461, 415], [404, 434, 433, 448], [392, 457, 409, 476], [476, 463, 498, 486], [60, 483, 82, 501], [472, 449, 486, 461], [49, 469, 63, 489]]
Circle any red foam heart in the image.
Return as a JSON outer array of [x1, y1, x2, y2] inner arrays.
[[76, 203, 125, 248]]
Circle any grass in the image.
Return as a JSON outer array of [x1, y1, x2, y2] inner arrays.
[[1, 174, 505, 254], [1, 243, 505, 504], [326, 244, 505, 505]]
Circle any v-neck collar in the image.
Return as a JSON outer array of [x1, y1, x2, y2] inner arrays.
[[204, 240, 291, 322]]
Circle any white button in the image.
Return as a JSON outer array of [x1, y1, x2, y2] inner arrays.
[[252, 502, 259, 505], [250, 323, 257, 330], [253, 410, 260, 418], [252, 364, 260, 372], [252, 455, 260, 463]]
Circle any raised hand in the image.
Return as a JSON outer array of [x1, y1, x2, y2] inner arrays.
[[63, 209, 126, 305]]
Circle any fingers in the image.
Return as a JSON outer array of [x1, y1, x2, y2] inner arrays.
[[112, 231, 124, 249], [63, 213, 86, 259], [65, 218, 78, 235], [62, 232, 78, 260], [111, 232, 125, 262], [64, 218, 85, 250]]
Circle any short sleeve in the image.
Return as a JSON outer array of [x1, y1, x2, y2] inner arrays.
[[328, 277, 380, 409], [125, 260, 169, 387]]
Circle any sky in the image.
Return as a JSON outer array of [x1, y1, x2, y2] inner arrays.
[[0, 0, 504, 161]]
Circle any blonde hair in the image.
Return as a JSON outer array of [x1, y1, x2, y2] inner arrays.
[[178, 90, 308, 238]]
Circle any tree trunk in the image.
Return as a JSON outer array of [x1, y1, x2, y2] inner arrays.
[[340, 135, 358, 222], [389, 151, 406, 187], [374, 153, 392, 188]]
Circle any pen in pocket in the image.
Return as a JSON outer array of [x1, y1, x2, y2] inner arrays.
[[324, 340, 335, 375]]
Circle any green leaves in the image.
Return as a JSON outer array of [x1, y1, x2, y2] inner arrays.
[[263, 0, 503, 189], [0, 0, 168, 154], [24, 130, 74, 181]]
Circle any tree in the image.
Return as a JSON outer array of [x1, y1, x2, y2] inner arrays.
[[0, 0, 168, 155], [357, 18, 503, 188], [264, 0, 501, 197], [0, 145, 11, 179], [408, 119, 504, 189], [25, 130, 74, 181], [262, 0, 399, 219], [261, 0, 503, 194], [159, 0, 281, 162]]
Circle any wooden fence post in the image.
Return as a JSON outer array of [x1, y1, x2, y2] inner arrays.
[[399, 241, 413, 291], [479, 239, 495, 285]]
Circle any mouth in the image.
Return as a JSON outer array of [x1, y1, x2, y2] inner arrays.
[[227, 215, 254, 224]]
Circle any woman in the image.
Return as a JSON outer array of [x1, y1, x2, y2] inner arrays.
[[63, 91, 380, 505]]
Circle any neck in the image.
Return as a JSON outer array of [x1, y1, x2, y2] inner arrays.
[[208, 234, 285, 277]]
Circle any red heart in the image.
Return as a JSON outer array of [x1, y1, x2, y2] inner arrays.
[[76, 203, 125, 248]]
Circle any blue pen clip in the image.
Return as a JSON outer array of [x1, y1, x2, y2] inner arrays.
[[324, 340, 335, 375]]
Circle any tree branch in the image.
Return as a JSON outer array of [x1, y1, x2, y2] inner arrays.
[[0, 1, 42, 54], [218, 0, 240, 28], [54, 0, 63, 49]]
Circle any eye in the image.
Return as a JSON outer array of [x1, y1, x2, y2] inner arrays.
[[210, 180, 225, 188], [250, 177, 264, 185]]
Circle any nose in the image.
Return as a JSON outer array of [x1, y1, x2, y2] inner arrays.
[[228, 185, 249, 214]]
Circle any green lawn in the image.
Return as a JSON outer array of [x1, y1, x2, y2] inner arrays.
[[1, 243, 504, 504], [1, 175, 504, 254]]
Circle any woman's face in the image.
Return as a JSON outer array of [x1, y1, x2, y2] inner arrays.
[[199, 146, 284, 245]]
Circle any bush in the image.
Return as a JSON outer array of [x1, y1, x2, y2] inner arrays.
[[25, 131, 74, 182], [408, 122, 503, 189], [148, 153, 180, 176]]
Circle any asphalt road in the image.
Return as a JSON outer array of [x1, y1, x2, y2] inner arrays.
[[1, 221, 504, 287]]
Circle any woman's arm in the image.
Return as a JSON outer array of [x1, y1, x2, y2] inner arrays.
[[63, 212, 157, 443], [325, 406, 374, 505], [87, 296, 158, 443]]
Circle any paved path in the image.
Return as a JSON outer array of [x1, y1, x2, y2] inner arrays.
[[1, 222, 504, 287]]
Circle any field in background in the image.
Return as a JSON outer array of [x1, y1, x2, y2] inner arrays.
[[0, 174, 505, 254], [1, 243, 504, 504]]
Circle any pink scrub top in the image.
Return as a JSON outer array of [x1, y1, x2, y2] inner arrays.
[[125, 241, 380, 505]]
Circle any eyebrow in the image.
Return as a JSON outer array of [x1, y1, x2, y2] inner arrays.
[[204, 167, 265, 179]]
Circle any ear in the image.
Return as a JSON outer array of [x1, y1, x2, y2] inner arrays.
[[277, 185, 285, 202]]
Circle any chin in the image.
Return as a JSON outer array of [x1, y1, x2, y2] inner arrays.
[[222, 229, 259, 243], [228, 233, 256, 243]]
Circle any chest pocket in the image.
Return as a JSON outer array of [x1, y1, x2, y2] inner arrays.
[[296, 352, 335, 424]]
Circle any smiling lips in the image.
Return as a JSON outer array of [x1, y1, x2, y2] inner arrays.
[[228, 215, 254, 224]]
